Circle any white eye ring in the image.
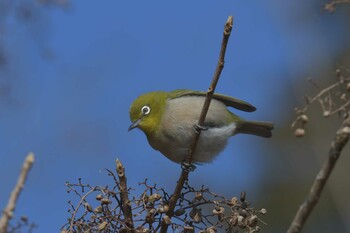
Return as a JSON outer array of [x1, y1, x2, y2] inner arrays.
[[141, 105, 151, 115]]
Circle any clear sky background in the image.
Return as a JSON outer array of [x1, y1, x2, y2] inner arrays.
[[1, 1, 350, 232]]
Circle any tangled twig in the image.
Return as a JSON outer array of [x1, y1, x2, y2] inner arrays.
[[62, 162, 267, 233]]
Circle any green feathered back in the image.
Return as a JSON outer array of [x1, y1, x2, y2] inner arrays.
[[168, 89, 256, 112]]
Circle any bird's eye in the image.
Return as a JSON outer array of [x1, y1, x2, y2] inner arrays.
[[141, 105, 151, 115]]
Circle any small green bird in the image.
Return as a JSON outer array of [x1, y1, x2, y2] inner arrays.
[[129, 90, 273, 164]]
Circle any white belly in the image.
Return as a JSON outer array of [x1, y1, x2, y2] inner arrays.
[[148, 96, 236, 163]]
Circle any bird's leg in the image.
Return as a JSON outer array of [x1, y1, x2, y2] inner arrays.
[[193, 123, 208, 133], [181, 161, 196, 172]]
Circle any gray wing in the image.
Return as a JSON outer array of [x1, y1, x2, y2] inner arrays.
[[169, 89, 256, 112]]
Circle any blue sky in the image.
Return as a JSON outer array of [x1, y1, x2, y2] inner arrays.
[[0, 1, 349, 232]]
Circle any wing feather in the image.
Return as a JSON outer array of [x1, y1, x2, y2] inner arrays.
[[169, 90, 256, 112]]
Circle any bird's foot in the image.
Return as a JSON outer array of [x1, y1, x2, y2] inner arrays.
[[181, 161, 196, 172], [193, 124, 208, 133]]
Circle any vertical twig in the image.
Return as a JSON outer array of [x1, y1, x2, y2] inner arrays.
[[0, 153, 35, 233], [287, 113, 350, 233], [160, 16, 234, 233], [187, 15, 234, 164], [116, 159, 135, 231]]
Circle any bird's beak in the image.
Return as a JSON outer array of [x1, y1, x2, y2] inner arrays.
[[128, 118, 141, 131]]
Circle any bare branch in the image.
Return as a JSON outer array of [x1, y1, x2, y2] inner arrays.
[[160, 15, 234, 233], [324, 0, 350, 12], [187, 15, 234, 165], [291, 76, 350, 131], [287, 113, 350, 233], [0, 153, 35, 233], [116, 159, 135, 231], [63, 174, 266, 232]]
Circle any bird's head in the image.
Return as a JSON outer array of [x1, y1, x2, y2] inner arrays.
[[129, 91, 168, 136]]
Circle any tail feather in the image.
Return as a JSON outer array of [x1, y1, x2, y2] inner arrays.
[[236, 120, 274, 138]]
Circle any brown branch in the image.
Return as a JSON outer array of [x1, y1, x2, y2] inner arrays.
[[287, 112, 350, 233], [160, 15, 234, 233], [324, 0, 350, 12], [0, 153, 35, 233], [116, 159, 135, 231], [187, 15, 234, 164]]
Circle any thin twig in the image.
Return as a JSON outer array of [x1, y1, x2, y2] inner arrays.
[[116, 159, 135, 231], [330, 100, 350, 115], [287, 112, 350, 233], [160, 16, 234, 233], [68, 187, 96, 232], [291, 77, 350, 128], [301, 78, 349, 113], [0, 153, 35, 233]]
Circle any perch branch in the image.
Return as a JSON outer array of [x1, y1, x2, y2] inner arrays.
[[160, 16, 234, 233], [287, 112, 350, 233], [0, 153, 35, 233]]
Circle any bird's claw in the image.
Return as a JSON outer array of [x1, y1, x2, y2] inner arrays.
[[193, 124, 208, 133], [181, 161, 196, 172]]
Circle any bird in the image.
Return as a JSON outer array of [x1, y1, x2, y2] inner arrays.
[[128, 90, 273, 164]]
